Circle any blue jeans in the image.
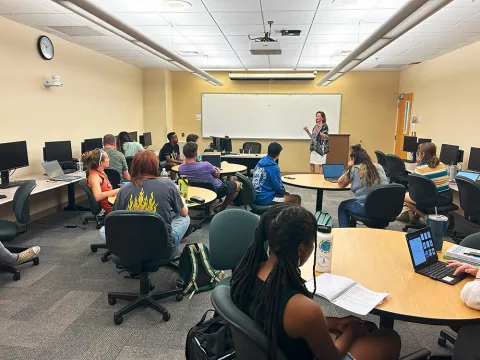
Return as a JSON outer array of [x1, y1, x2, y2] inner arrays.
[[338, 199, 367, 228]]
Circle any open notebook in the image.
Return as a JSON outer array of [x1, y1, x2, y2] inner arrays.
[[305, 273, 388, 315]]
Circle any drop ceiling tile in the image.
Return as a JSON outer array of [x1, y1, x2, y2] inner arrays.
[[203, 50, 237, 57], [114, 13, 169, 26], [136, 25, 178, 36], [171, 43, 201, 52], [269, 57, 299, 68], [377, 0, 411, 9], [85, 42, 133, 51], [0, 0, 55, 14], [99, 50, 146, 58], [183, 35, 227, 44], [229, 42, 251, 51], [220, 24, 264, 36], [211, 11, 262, 25], [362, 8, 398, 23], [409, 21, 457, 33], [382, 40, 420, 50], [447, 21, 480, 33], [314, 9, 369, 24], [465, 12, 480, 22], [297, 57, 335, 68], [67, 36, 121, 45], [276, 34, 307, 43], [31, 25, 67, 37], [428, 6, 477, 22], [196, 42, 232, 51], [203, 0, 261, 12], [282, 42, 306, 51], [204, 56, 243, 66], [306, 34, 361, 43], [375, 48, 407, 58], [301, 49, 337, 57], [177, 25, 223, 36], [161, 12, 216, 26], [153, 35, 191, 45], [94, 0, 206, 13], [60, 13, 97, 26], [382, 55, 423, 65], [358, 22, 382, 34], [303, 42, 358, 51], [401, 47, 443, 57], [263, 11, 315, 25], [262, 0, 320, 11], [445, 0, 480, 9], [318, 0, 379, 10], [34, 0, 73, 13], [13, 13, 83, 26], [429, 31, 479, 43], [310, 23, 358, 34], [397, 32, 436, 42]]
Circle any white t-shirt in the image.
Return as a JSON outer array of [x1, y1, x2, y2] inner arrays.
[[461, 277, 480, 310]]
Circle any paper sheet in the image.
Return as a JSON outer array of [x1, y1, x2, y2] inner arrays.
[[332, 283, 388, 316]]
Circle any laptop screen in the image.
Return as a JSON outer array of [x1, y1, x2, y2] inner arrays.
[[323, 164, 345, 178], [457, 171, 479, 182], [42, 160, 64, 178], [406, 227, 438, 269]]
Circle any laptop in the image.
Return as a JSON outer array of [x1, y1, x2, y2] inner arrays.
[[42, 161, 81, 182], [202, 154, 222, 169], [323, 164, 345, 183], [405, 227, 467, 285], [457, 171, 480, 182]]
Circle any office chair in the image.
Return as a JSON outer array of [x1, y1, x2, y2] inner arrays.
[[209, 209, 259, 286], [375, 150, 388, 176], [235, 172, 271, 215], [211, 285, 431, 360], [105, 210, 183, 325], [104, 168, 122, 189], [403, 174, 458, 232], [348, 184, 406, 229], [242, 142, 261, 154], [385, 154, 409, 188], [455, 175, 480, 225], [126, 156, 133, 172], [0, 180, 39, 281]]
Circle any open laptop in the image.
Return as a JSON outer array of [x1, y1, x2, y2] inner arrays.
[[405, 227, 467, 285], [323, 164, 345, 183], [42, 160, 81, 182], [457, 171, 480, 182]]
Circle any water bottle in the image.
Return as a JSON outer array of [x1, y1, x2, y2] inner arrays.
[[160, 168, 168, 178], [178, 176, 189, 199], [316, 226, 333, 273]]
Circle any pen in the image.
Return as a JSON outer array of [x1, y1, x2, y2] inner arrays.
[[464, 252, 480, 258]]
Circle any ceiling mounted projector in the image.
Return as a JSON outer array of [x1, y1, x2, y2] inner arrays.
[[250, 42, 282, 55]]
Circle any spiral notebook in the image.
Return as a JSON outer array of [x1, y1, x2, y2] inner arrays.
[[305, 273, 388, 315]]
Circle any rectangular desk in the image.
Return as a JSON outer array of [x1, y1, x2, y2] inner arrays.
[[405, 162, 458, 192]]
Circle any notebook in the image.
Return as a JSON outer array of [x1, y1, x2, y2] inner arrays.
[[443, 244, 480, 266], [305, 273, 388, 315]]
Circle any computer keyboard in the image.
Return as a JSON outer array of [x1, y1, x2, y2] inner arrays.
[[419, 262, 455, 279], [0, 180, 29, 189]]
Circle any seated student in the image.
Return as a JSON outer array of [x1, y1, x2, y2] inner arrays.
[[252, 142, 301, 206], [159, 132, 182, 170], [186, 133, 200, 145], [102, 134, 131, 181], [179, 142, 240, 211], [112, 151, 190, 252], [0, 243, 40, 268], [337, 144, 388, 228], [230, 205, 401, 360], [82, 149, 119, 214], [117, 131, 144, 158]]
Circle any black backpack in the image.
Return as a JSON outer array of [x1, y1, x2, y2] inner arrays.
[[186, 309, 235, 360]]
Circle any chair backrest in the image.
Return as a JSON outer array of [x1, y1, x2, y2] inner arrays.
[[104, 210, 172, 268], [364, 184, 406, 221], [455, 176, 480, 221], [209, 209, 259, 270], [211, 285, 288, 360], [126, 156, 133, 171], [78, 178, 103, 216], [235, 172, 256, 206], [375, 150, 388, 172], [407, 173, 438, 208], [460, 232, 480, 250], [104, 168, 122, 189], [243, 142, 261, 154], [12, 180, 36, 224], [385, 154, 406, 178], [185, 178, 217, 193]]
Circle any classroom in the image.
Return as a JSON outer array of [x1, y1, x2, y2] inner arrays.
[[1, 0, 480, 359]]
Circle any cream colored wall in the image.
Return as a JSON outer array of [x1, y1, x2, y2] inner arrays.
[[171, 71, 400, 172], [399, 41, 480, 168]]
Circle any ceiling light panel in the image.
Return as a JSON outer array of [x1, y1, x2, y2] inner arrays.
[[261, 0, 321, 11], [113, 13, 169, 26], [313, 10, 369, 24], [211, 11, 263, 25], [0, 0, 56, 14], [202, 0, 261, 12], [262, 11, 316, 25], [161, 12, 216, 26]]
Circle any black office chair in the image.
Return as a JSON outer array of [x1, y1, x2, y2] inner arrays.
[[0, 180, 39, 281], [375, 150, 388, 176], [104, 168, 122, 189], [242, 142, 261, 154], [235, 172, 271, 215], [105, 210, 183, 325], [403, 174, 458, 232], [455, 175, 480, 225], [348, 184, 406, 229], [385, 154, 409, 188], [126, 156, 133, 172]]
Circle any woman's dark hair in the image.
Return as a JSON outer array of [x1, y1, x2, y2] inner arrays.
[[230, 205, 318, 360], [418, 142, 440, 168], [116, 131, 132, 154], [316, 111, 326, 124], [350, 144, 380, 188], [130, 150, 159, 186]]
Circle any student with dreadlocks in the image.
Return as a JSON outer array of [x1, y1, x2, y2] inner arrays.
[[230, 204, 401, 360], [337, 144, 388, 228]]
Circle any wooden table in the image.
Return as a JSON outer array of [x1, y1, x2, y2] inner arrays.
[[300, 228, 480, 328], [221, 154, 268, 174], [108, 186, 217, 208], [281, 174, 350, 212], [172, 161, 247, 176], [405, 162, 458, 192]]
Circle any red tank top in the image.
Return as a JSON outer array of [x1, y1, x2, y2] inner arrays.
[[87, 169, 113, 213]]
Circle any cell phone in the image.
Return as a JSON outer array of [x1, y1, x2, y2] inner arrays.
[[190, 196, 205, 204], [284, 176, 296, 180]]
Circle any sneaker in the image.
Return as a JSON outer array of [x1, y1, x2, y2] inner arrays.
[[11, 246, 40, 266]]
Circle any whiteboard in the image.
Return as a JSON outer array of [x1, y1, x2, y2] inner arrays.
[[201, 93, 342, 140]]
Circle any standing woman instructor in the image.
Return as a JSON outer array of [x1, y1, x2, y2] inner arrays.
[[304, 111, 329, 174]]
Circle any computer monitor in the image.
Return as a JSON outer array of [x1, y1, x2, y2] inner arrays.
[[44, 141, 73, 164], [0, 141, 29, 187], [439, 144, 459, 165], [129, 131, 138, 142], [221, 138, 232, 154], [84, 138, 103, 152], [211, 137, 222, 151], [417, 138, 432, 145], [140, 132, 152, 147], [468, 147, 480, 172], [403, 136, 418, 153]]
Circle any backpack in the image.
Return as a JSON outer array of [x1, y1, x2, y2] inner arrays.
[[185, 309, 235, 360], [178, 243, 224, 296], [315, 211, 333, 227]]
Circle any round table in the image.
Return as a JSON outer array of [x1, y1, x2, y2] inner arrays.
[[300, 228, 480, 328], [281, 174, 350, 212], [108, 186, 217, 208], [172, 162, 247, 176]]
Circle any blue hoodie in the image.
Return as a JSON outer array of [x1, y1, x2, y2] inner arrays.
[[252, 155, 285, 205]]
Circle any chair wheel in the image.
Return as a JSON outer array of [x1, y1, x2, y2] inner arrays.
[[438, 337, 447, 347], [82, 219, 88, 225], [108, 297, 116, 305], [33, 257, 40, 265], [13, 272, 20, 281], [101, 255, 108, 262], [176, 294, 183, 302], [163, 312, 171, 321], [90, 245, 97, 253], [114, 315, 123, 325]]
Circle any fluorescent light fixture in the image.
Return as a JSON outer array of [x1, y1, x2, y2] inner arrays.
[[229, 73, 316, 80], [245, 68, 295, 72], [161, 0, 192, 10], [316, 0, 451, 86], [170, 60, 194, 72], [329, 73, 344, 81], [321, 81, 332, 87], [193, 73, 207, 81], [133, 42, 172, 61]]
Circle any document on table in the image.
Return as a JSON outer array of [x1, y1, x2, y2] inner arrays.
[[305, 273, 388, 315]]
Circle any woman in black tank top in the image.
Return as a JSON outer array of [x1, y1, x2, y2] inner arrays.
[[231, 205, 401, 360]]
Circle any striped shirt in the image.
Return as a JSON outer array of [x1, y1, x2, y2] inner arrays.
[[414, 162, 449, 192]]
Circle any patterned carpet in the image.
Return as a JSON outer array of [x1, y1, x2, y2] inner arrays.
[[0, 185, 453, 360]]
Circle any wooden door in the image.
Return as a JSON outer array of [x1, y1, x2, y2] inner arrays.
[[394, 93, 413, 158]]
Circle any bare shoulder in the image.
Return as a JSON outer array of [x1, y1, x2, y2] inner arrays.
[[283, 294, 326, 338]]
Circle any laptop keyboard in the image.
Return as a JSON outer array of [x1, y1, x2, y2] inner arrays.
[[418, 262, 456, 280]]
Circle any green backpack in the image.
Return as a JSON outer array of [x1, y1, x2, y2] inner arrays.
[[315, 211, 333, 227], [178, 243, 223, 297]]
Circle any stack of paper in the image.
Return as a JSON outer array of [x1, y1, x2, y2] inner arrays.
[[443, 245, 480, 266], [305, 273, 388, 315]]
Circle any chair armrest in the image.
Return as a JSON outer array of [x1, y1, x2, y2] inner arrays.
[[400, 349, 431, 360]]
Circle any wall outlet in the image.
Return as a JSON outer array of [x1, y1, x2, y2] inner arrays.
[[196, 114, 201, 121]]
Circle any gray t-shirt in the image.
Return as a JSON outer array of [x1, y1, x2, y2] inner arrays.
[[113, 178, 184, 248], [103, 147, 128, 180], [348, 163, 388, 205]]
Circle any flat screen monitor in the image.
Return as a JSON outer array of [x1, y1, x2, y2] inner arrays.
[[418, 138, 432, 145], [211, 137, 221, 150], [141, 132, 152, 147], [221, 138, 232, 153], [84, 138, 103, 152], [0, 141, 29, 172], [129, 131, 138, 142], [468, 147, 480, 172], [403, 136, 418, 153], [439, 144, 459, 165], [44, 141, 73, 163]]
